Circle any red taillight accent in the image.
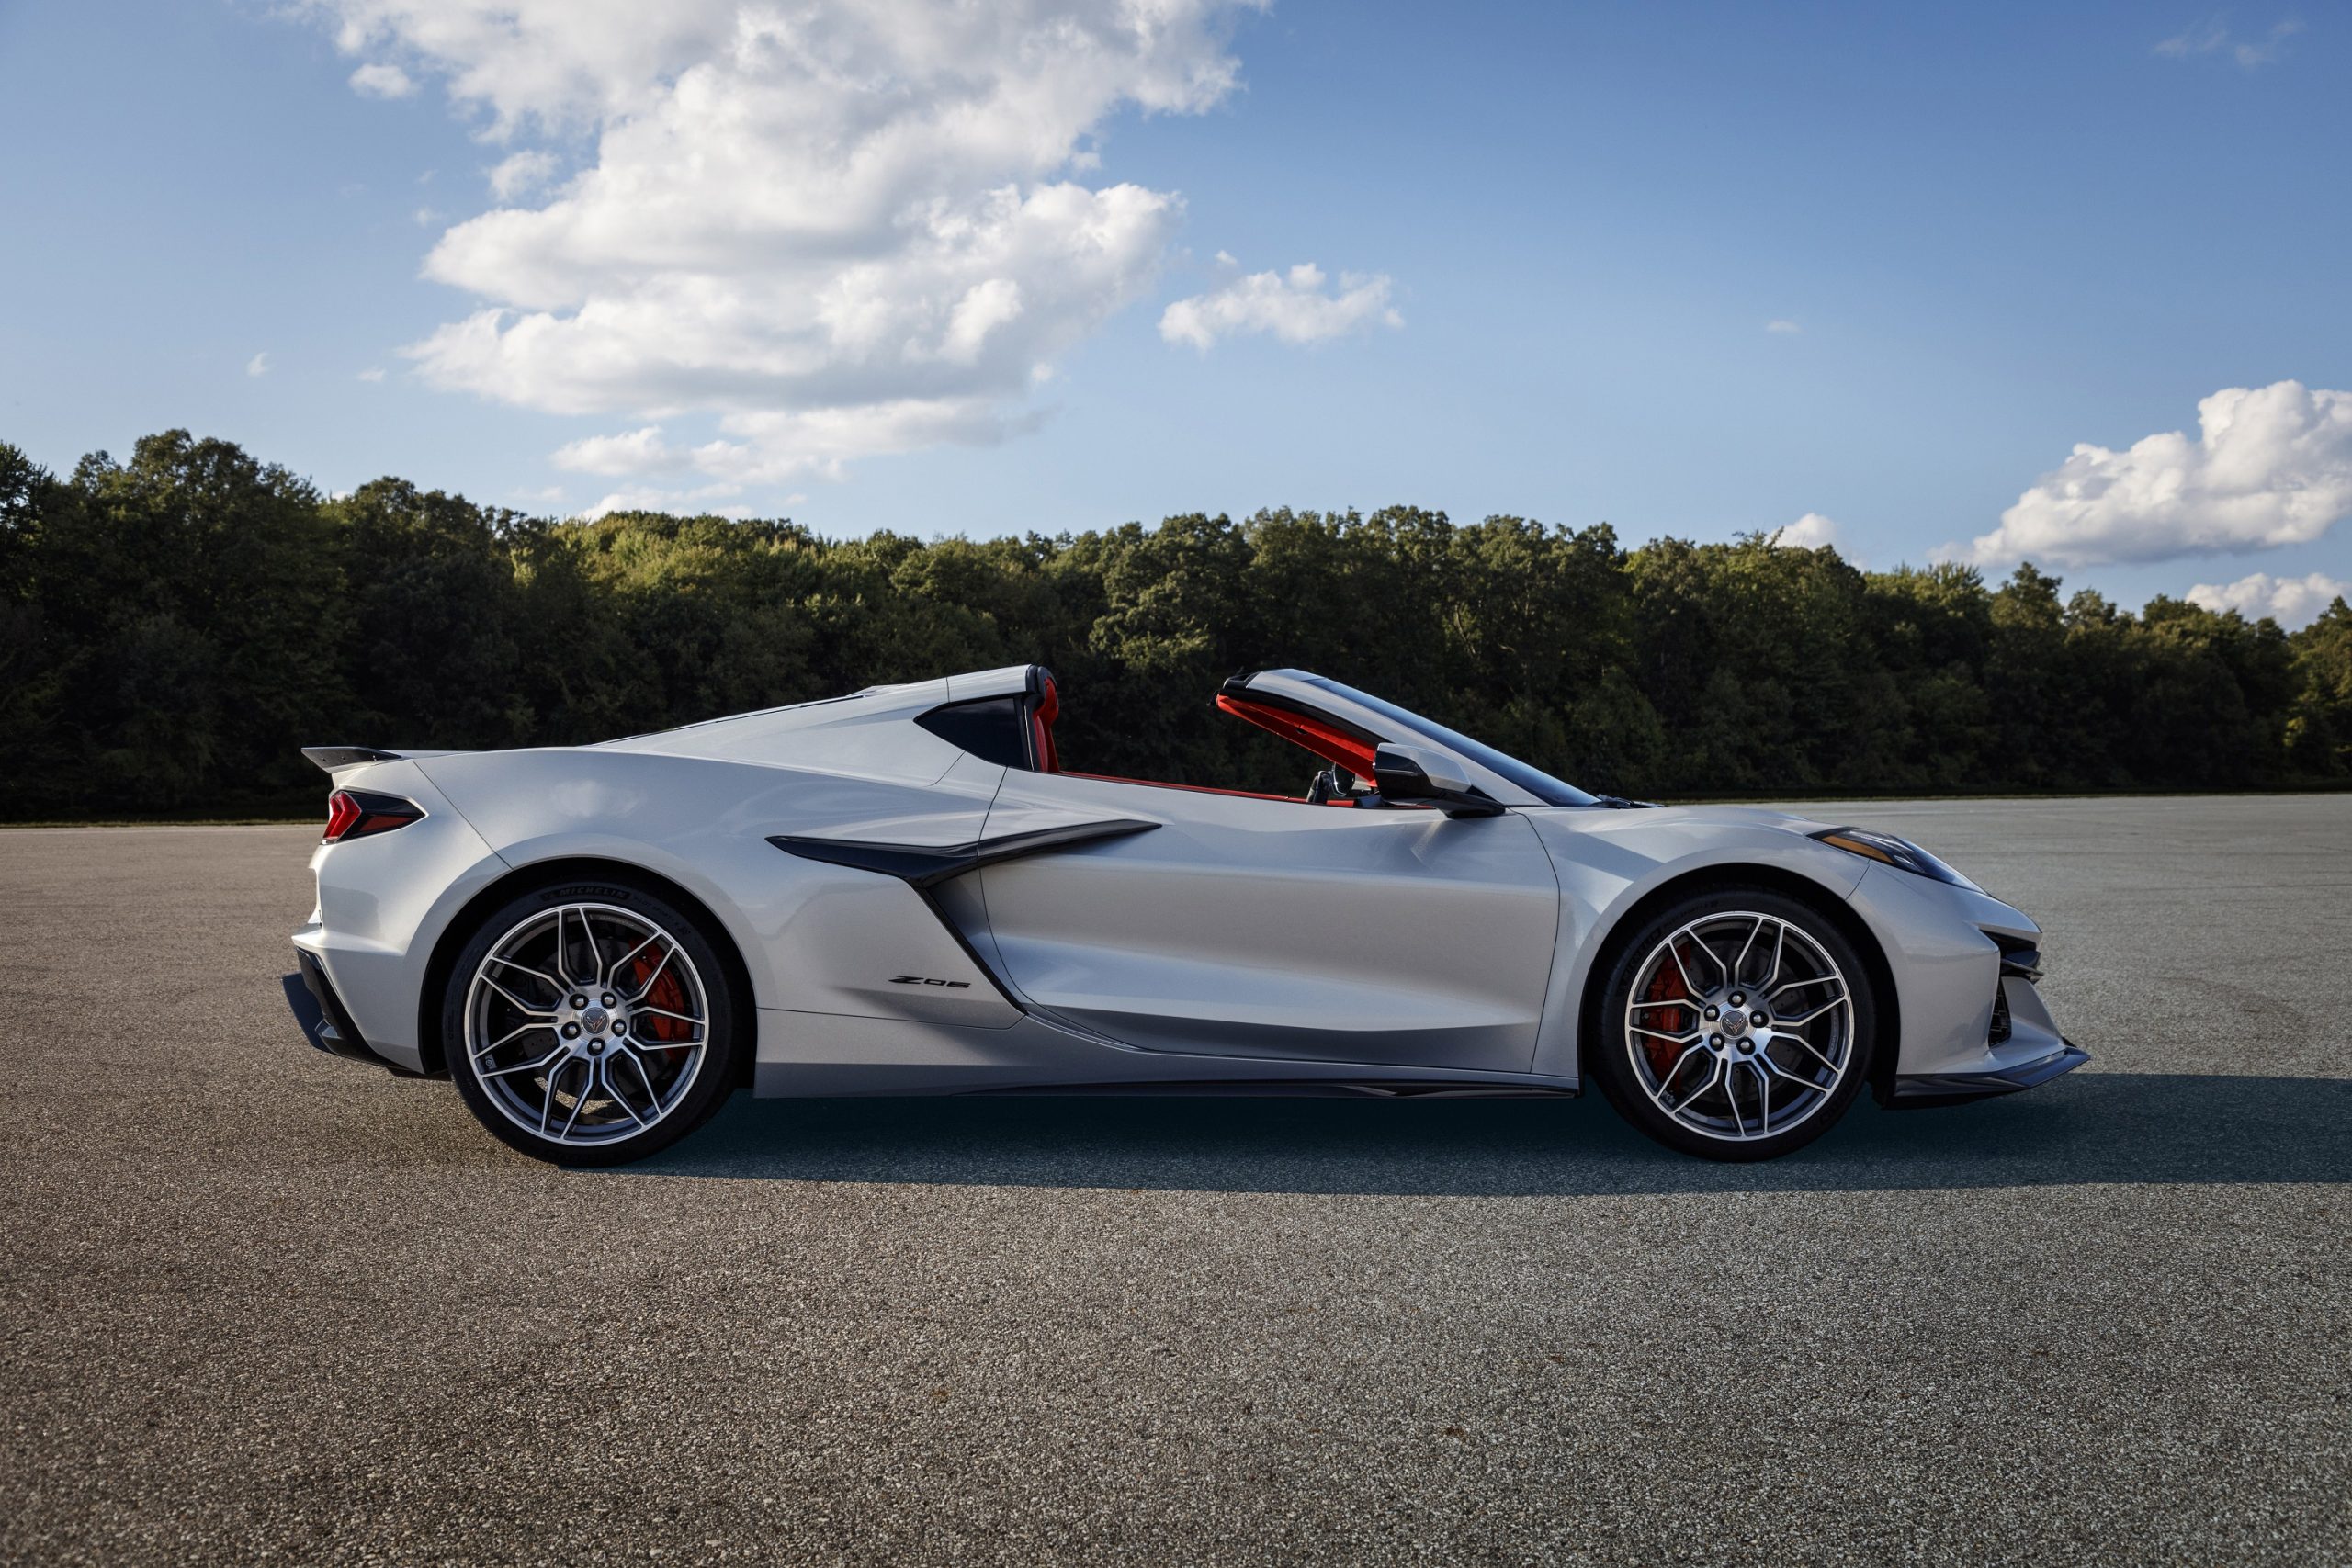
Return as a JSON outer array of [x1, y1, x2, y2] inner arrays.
[[322, 788, 423, 844]]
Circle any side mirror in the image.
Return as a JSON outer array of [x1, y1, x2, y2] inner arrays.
[[1371, 744, 1503, 818]]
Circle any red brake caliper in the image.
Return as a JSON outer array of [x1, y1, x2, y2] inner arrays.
[[1640, 952, 1690, 1077], [630, 956, 689, 1043]]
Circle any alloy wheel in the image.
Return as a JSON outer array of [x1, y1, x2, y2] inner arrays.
[[462, 902, 710, 1147], [1622, 910, 1854, 1144]]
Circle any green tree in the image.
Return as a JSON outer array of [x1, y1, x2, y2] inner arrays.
[[2, 424, 2344, 818]]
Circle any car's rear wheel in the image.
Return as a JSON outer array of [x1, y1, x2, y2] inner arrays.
[[442, 879, 743, 1167], [1589, 887, 1879, 1161]]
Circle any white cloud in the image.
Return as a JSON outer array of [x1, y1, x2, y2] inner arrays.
[[412, 205, 443, 226], [2186, 570, 2350, 627], [349, 62, 418, 97], [295, 0, 1283, 484], [357, 366, 387, 382], [553, 424, 685, 476], [1955, 381, 2352, 567], [245, 352, 271, 378], [485, 149, 557, 199], [1773, 513, 1839, 549], [1764, 319, 1801, 334], [551, 400, 1032, 485], [2155, 16, 2301, 67], [2155, 18, 2229, 56], [1159, 263, 1401, 351], [577, 484, 755, 521], [2233, 19, 2303, 66]]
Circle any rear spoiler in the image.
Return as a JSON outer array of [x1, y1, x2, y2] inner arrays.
[[302, 746, 401, 773], [301, 746, 468, 777]]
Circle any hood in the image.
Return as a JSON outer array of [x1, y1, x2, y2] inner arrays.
[[1600, 801, 1843, 837]]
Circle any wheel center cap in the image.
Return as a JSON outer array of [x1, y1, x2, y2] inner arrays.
[[582, 1006, 610, 1033], [1720, 1010, 1749, 1038]]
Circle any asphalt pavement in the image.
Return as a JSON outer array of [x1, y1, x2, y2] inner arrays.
[[2, 795, 2346, 1565]]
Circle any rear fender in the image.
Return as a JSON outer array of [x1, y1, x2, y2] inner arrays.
[[413, 748, 1017, 1035], [291, 760, 506, 1072]]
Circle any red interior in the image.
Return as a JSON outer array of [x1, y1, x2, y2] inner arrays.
[[1030, 675, 1061, 773], [1026, 677, 1378, 806], [1213, 694, 1380, 778]]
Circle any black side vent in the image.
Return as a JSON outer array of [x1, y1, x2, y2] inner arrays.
[[1988, 984, 2012, 1045]]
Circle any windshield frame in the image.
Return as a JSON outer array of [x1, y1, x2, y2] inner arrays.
[[1294, 675, 1600, 807]]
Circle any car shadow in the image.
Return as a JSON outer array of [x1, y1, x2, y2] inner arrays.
[[626, 1072, 2352, 1195]]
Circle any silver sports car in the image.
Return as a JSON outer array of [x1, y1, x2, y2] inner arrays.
[[286, 665, 2085, 1165]]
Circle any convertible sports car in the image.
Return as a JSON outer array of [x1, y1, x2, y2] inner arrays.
[[286, 665, 2085, 1165]]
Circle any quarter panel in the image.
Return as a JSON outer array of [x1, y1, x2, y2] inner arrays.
[[414, 748, 1017, 1030], [292, 760, 506, 1071]]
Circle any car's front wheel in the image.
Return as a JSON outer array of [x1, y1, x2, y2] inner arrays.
[[1589, 887, 1879, 1161], [442, 878, 743, 1166]]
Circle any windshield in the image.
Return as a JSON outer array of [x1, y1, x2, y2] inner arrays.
[[1297, 676, 1600, 807]]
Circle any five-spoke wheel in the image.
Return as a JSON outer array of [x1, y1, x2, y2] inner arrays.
[[443, 881, 742, 1165]]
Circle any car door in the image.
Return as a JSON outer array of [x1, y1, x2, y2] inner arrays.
[[973, 772, 1561, 1073]]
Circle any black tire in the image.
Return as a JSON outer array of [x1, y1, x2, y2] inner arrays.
[[442, 876, 745, 1167], [1589, 886, 1881, 1162]]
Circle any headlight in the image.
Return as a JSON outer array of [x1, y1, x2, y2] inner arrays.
[[1810, 826, 1976, 889]]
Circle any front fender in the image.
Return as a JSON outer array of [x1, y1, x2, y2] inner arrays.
[[1523, 810, 1867, 1082], [1842, 862, 2046, 1081]]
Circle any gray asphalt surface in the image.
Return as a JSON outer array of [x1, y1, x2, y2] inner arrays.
[[2, 795, 2347, 1566]]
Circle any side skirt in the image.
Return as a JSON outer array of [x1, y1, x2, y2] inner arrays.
[[967, 1079, 1580, 1100]]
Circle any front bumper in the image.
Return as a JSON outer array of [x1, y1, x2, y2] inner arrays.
[[1889, 1036, 2089, 1108]]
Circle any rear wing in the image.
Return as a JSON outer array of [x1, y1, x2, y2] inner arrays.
[[301, 746, 469, 778]]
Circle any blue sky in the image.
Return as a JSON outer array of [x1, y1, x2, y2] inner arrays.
[[2, 2, 2346, 622]]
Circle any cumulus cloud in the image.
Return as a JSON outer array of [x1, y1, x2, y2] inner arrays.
[[349, 61, 418, 97], [1773, 513, 1839, 549], [1955, 381, 2352, 567], [2155, 17, 2301, 67], [245, 352, 271, 378], [484, 149, 557, 199], [1764, 319, 1801, 334], [294, 0, 1285, 484], [357, 366, 387, 382], [2186, 570, 2350, 628], [577, 485, 755, 521], [1159, 263, 1400, 351]]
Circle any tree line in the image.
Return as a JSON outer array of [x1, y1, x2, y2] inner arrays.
[[2, 429, 2347, 818]]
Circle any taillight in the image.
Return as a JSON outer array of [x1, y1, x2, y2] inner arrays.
[[323, 788, 424, 844]]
